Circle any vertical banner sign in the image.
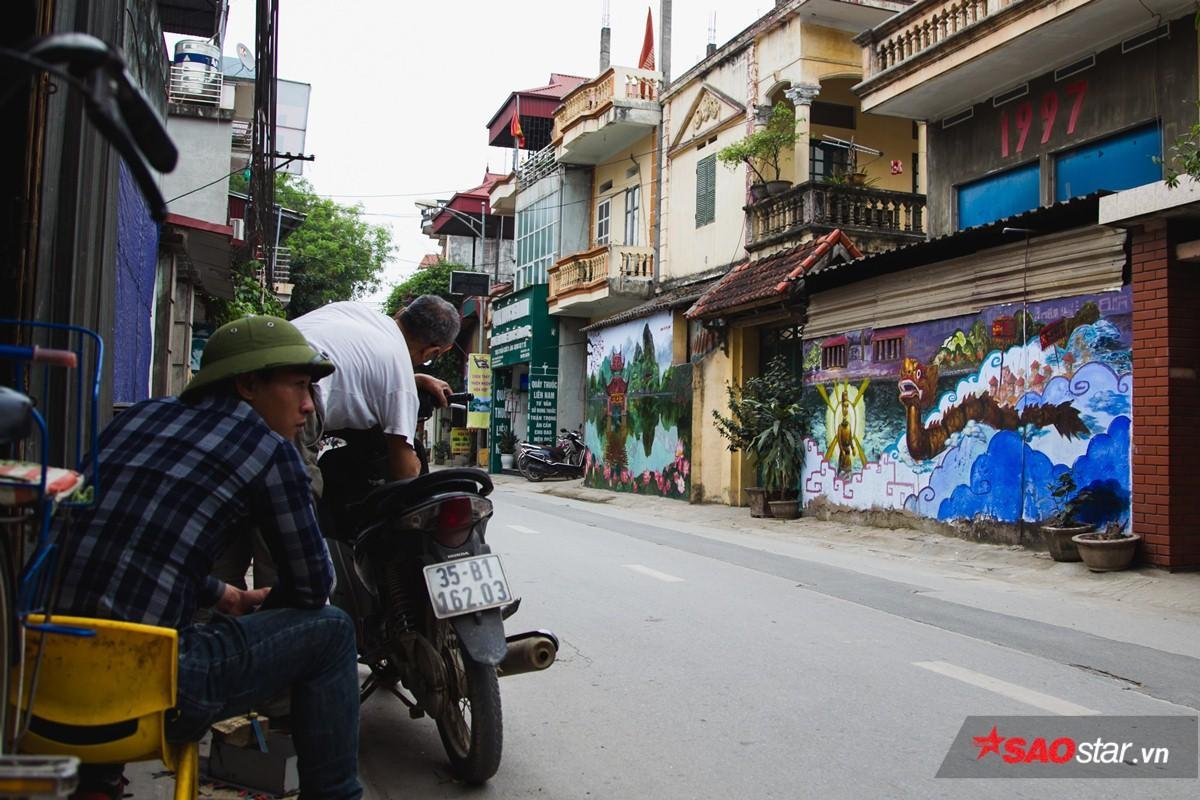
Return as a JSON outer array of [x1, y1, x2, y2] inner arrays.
[[527, 366, 559, 445], [449, 428, 471, 455], [467, 353, 492, 429]]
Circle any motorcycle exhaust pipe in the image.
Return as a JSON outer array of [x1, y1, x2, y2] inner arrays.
[[498, 630, 559, 677]]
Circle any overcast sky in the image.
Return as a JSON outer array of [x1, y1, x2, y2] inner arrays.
[[220, 0, 776, 306]]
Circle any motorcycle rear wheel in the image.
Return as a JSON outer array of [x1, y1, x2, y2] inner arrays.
[[435, 627, 502, 784], [517, 453, 542, 482]]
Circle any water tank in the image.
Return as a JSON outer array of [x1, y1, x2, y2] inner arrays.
[[172, 39, 221, 101]]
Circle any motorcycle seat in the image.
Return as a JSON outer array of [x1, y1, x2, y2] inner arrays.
[[347, 468, 494, 527]]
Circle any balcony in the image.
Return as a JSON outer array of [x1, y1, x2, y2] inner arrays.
[[854, 0, 1194, 119], [255, 247, 294, 306], [553, 66, 661, 166], [517, 143, 557, 189], [231, 119, 253, 152], [547, 244, 655, 317], [167, 62, 231, 108], [746, 183, 927, 256]]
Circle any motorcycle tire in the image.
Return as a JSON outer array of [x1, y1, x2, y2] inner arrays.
[[435, 628, 503, 784], [517, 453, 543, 482]]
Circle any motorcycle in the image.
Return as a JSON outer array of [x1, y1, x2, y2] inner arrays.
[[316, 391, 557, 784], [516, 427, 586, 482]]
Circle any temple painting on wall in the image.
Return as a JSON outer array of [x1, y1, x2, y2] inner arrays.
[[583, 311, 691, 500], [800, 288, 1133, 529]]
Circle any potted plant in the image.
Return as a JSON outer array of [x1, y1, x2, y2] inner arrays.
[[497, 429, 518, 470], [1040, 473, 1093, 562], [712, 355, 805, 517], [432, 439, 451, 466], [717, 102, 797, 202], [753, 398, 806, 520], [1072, 521, 1141, 572]]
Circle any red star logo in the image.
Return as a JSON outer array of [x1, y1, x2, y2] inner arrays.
[[973, 726, 1004, 760]]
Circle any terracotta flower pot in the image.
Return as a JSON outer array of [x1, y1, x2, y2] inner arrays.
[[1071, 532, 1141, 572], [765, 180, 793, 197], [1041, 523, 1093, 562], [767, 499, 800, 519]]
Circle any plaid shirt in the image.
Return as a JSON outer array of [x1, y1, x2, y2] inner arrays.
[[56, 393, 334, 629]]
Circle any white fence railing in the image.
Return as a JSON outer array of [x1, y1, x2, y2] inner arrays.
[[167, 62, 223, 106]]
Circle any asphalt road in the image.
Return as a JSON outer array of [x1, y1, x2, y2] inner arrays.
[[354, 485, 1200, 799]]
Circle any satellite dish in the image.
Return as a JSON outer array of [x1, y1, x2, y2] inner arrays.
[[236, 43, 254, 72]]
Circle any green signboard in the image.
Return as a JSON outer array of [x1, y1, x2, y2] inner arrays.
[[489, 284, 559, 471]]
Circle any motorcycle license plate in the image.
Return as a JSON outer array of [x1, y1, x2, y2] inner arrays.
[[423, 555, 512, 619]]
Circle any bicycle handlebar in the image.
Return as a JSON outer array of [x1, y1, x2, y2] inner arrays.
[[4, 34, 179, 221], [0, 344, 78, 368]]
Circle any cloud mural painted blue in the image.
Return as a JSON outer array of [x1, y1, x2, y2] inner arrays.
[[800, 289, 1133, 530]]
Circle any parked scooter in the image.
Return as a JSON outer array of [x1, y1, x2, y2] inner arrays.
[[516, 427, 586, 482], [316, 391, 557, 784]]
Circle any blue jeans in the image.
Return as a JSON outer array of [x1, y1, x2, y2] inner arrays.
[[166, 606, 362, 799]]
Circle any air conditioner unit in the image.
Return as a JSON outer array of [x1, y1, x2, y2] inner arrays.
[[229, 218, 245, 241]]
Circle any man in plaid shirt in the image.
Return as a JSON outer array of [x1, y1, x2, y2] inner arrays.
[[56, 316, 361, 800]]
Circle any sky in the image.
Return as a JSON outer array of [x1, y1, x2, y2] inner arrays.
[[219, 0, 776, 306]]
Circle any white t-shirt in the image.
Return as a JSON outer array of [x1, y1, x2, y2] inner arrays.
[[293, 301, 418, 441]]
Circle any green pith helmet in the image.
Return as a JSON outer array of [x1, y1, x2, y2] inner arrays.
[[180, 316, 334, 401]]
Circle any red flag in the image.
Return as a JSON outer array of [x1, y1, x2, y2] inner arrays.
[[509, 109, 525, 148], [638, 8, 655, 70]]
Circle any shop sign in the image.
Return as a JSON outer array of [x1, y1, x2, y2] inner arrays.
[[450, 428, 472, 455], [467, 353, 492, 429]]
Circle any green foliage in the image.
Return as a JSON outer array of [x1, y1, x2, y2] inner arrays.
[[384, 259, 468, 392], [432, 439, 451, 463], [713, 356, 806, 496], [384, 259, 457, 316], [1160, 109, 1200, 189], [717, 102, 797, 184], [205, 262, 285, 326], [497, 428, 518, 454]]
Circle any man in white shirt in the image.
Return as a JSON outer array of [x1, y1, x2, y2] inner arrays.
[[293, 295, 460, 481]]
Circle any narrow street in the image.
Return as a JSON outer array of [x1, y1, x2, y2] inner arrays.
[[351, 480, 1200, 799]]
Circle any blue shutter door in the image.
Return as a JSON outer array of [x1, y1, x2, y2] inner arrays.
[[1055, 123, 1162, 202], [957, 161, 1040, 230]]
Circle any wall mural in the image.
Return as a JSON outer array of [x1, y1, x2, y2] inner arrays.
[[800, 289, 1133, 529], [584, 312, 691, 499]]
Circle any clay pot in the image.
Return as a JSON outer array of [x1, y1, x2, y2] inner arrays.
[[1071, 532, 1141, 572], [1041, 523, 1093, 562]]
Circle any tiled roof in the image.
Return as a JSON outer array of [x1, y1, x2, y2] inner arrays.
[[418, 254, 441, 269], [581, 273, 725, 332], [686, 230, 862, 319]]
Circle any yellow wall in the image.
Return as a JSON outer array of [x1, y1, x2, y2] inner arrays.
[[589, 134, 657, 250], [692, 325, 759, 505], [808, 78, 919, 193]]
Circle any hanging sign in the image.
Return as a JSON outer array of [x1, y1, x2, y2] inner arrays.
[[467, 353, 492, 429]]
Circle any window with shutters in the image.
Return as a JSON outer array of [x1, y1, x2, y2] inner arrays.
[[695, 154, 716, 227], [596, 198, 611, 246], [624, 186, 640, 245]]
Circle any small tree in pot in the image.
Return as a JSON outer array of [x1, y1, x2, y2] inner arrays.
[[498, 429, 518, 470], [717, 102, 798, 201], [1040, 473, 1092, 562], [713, 355, 805, 517]]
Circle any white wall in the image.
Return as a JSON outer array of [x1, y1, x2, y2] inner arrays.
[[160, 115, 234, 224]]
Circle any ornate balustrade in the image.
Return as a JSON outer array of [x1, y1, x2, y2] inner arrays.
[[865, 0, 1017, 78], [747, 183, 927, 251], [548, 245, 655, 303], [553, 66, 661, 140]]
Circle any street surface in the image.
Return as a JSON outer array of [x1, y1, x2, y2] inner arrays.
[[127, 478, 1200, 798], [354, 480, 1200, 799]]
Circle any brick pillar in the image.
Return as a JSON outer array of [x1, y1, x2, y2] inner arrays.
[[1131, 220, 1200, 570]]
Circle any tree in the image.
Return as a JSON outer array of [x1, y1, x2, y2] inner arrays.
[[230, 172, 393, 318], [204, 261, 285, 325], [384, 259, 467, 392], [717, 102, 797, 184]]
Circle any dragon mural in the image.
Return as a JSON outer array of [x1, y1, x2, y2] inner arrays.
[[897, 357, 1089, 461]]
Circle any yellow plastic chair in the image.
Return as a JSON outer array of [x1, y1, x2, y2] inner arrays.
[[11, 615, 198, 799]]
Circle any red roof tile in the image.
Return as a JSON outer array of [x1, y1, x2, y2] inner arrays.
[[418, 254, 441, 269], [685, 230, 862, 319]]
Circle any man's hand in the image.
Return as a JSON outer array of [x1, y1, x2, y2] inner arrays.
[[414, 373, 452, 408], [217, 584, 271, 616]]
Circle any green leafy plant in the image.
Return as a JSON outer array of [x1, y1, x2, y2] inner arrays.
[[497, 429, 518, 454], [712, 355, 806, 498], [1046, 472, 1082, 526], [432, 439, 451, 464], [205, 262, 285, 326], [1159, 107, 1200, 189], [717, 102, 797, 185]]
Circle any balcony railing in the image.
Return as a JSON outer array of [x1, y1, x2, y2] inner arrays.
[[517, 143, 557, 188], [231, 119, 253, 151], [864, 0, 1016, 79], [256, 247, 292, 284], [167, 62, 223, 106], [553, 65, 661, 140], [746, 183, 926, 250], [548, 244, 655, 302]]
